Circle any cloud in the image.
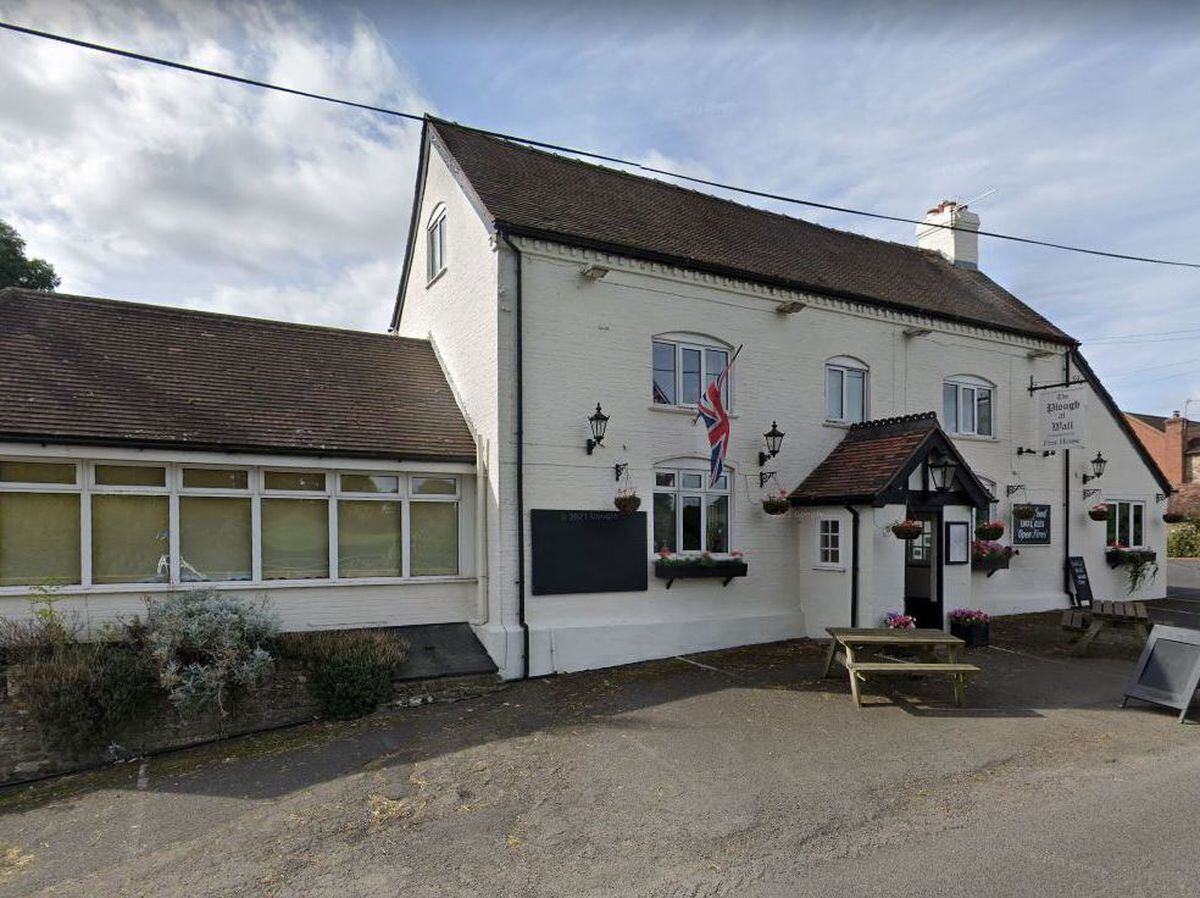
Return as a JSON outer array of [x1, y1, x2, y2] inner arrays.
[[0, 0, 428, 329]]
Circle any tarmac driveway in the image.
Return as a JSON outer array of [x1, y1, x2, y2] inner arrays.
[[0, 615, 1196, 897]]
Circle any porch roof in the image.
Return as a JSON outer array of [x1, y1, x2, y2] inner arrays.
[[788, 412, 991, 507]]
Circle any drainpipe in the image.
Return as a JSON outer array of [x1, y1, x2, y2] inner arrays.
[[501, 232, 531, 678], [845, 505, 860, 627], [1062, 351, 1072, 597]]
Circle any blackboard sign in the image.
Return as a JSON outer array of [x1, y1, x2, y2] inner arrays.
[[1065, 556, 1093, 607], [1013, 504, 1051, 545], [1123, 625, 1200, 723], [531, 509, 648, 596]]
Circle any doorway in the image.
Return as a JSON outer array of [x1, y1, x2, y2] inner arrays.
[[903, 511, 943, 629]]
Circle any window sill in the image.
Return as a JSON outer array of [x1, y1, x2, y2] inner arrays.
[[0, 575, 477, 597], [948, 433, 998, 443], [426, 267, 448, 288], [648, 404, 738, 419], [822, 420, 853, 430], [813, 563, 846, 572]]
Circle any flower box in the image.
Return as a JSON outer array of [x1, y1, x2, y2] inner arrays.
[[971, 555, 1010, 576], [1106, 548, 1157, 569], [950, 620, 990, 648], [654, 558, 748, 588]]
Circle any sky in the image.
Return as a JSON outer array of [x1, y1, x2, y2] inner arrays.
[[0, 0, 1198, 415]]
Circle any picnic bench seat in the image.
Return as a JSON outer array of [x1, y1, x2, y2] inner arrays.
[[1066, 600, 1150, 655], [845, 661, 981, 708]]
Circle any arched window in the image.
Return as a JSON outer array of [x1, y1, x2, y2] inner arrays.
[[943, 375, 994, 436], [426, 204, 447, 283], [652, 334, 732, 409], [824, 356, 869, 423], [652, 459, 732, 554]]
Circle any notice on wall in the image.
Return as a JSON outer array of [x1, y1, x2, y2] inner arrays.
[[1039, 384, 1087, 449], [1013, 504, 1052, 545]]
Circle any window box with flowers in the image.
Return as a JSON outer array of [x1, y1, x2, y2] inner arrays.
[[654, 550, 747, 588], [971, 541, 1017, 577], [1105, 544, 1158, 593], [949, 608, 990, 647]]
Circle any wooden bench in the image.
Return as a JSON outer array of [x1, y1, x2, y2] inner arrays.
[[845, 661, 981, 708], [1069, 600, 1149, 656]]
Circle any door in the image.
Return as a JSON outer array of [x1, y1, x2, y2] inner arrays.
[[903, 512, 942, 628]]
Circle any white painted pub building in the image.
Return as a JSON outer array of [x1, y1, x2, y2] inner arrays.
[[0, 118, 1170, 680]]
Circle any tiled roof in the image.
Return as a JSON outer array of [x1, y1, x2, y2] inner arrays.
[[789, 413, 940, 505], [425, 118, 1073, 344], [0, 289, 475, 461], [1127, 412, 1200, 453]]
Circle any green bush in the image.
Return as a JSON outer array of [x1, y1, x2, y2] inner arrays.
[[1168, 523, 1200, 558], [142, 589, 279, 717], [283, 629, 409, 720]]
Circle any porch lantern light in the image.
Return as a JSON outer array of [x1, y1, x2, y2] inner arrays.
[[927, 451, 958, 492], [586, 403, 609, 455], [1081, 451, 1107, 484], [758, 421, 785, 467]]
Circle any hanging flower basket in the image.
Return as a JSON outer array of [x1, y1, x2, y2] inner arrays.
[[762, 492, 791, 516], [890, 520, 924, 541], [1088, 503, 1111, 522], [614, 490, 641, 514], [1163, 512, 1185, 524], [974, 520, 1005, 541], [1012, 504, 1037, 521]]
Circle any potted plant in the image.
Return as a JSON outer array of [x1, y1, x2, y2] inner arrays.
[[890, 519, 924, 540], [975, 519, 1005, 541], [653, 549, 747, 588], [949, 608, 990, 647], [1012, 503, 1037, 521], [761, 491, 791, 516], [1163, 512, 1185, 524], [884, 612, 916, 630], [614, 488, 641, 514], [1088, 503, 1111, 522], [1105, 543, 1159, 593], [971, 540, 1017, 576]]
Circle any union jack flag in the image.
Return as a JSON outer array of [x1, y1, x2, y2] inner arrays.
[[696, 346, 741, 487]]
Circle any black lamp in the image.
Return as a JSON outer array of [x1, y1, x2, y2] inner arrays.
[[758, 421, 785, 467], [1081, 451, 1107, 484], [586, 404, 609, 455], [927, 450, 958, 492]]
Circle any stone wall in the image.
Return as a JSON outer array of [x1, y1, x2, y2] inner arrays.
[[0, 660, 502, 786]]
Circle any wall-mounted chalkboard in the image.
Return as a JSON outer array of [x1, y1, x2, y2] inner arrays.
[[1123, 625, 1200, 723], [1066, 556, 1093, 607], [531, 509, 648, 596], [1013, 504, 1052, 545]]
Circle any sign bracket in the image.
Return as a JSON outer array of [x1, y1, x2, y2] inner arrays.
[[1028, 376, 1087, 394]]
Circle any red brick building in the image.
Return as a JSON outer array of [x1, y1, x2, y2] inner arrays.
[[1124, 411, 1200, 515]]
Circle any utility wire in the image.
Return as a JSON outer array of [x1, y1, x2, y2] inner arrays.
[[5, 19, 1200, 271]]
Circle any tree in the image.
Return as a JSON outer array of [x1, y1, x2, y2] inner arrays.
[[0, 220, 60, 291]]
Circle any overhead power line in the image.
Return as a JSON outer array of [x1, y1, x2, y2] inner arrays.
[[4, 19, 1200, 271]]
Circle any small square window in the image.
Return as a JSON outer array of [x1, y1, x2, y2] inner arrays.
[[818, 519, 841, 566], [655, 472, 676, 487]]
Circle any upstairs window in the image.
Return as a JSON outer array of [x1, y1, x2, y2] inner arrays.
[[652, 339, 730, 408], [825, 357, 868, 424], [943, 376, 994, 436], [426, 205, 447, 283]]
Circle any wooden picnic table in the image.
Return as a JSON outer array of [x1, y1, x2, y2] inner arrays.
[[822, 627, 980, 708]]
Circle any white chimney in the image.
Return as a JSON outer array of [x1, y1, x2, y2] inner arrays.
[[916, 200, 980, 269]]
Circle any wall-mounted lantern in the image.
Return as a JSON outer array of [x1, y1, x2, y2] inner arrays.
[[758, 422, 785, 467], [1081, 451, 1107, 484], [586, 404, 609, 455], [927, 450, 959, 492]]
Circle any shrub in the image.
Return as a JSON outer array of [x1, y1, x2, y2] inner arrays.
[[141, 589, 279, 717], [1168, 523, 1200, 558], [283, 629, 409, 720]]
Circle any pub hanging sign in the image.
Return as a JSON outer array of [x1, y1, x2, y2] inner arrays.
[[1039, 384, 1087, 450], [1013, 504, 1052, 545]]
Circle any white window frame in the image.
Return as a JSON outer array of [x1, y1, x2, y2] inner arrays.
[[651, 337, 732, 410], [0, 455, 469, 593], [651, 462, 733, 556], [943, 376, 995, 437], [815, 517, 843, 569], [824, 357, 869, 424], [973, 475, 999, 532], [426, 204, 447, 284], [1106, 499, 1147, 549]]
